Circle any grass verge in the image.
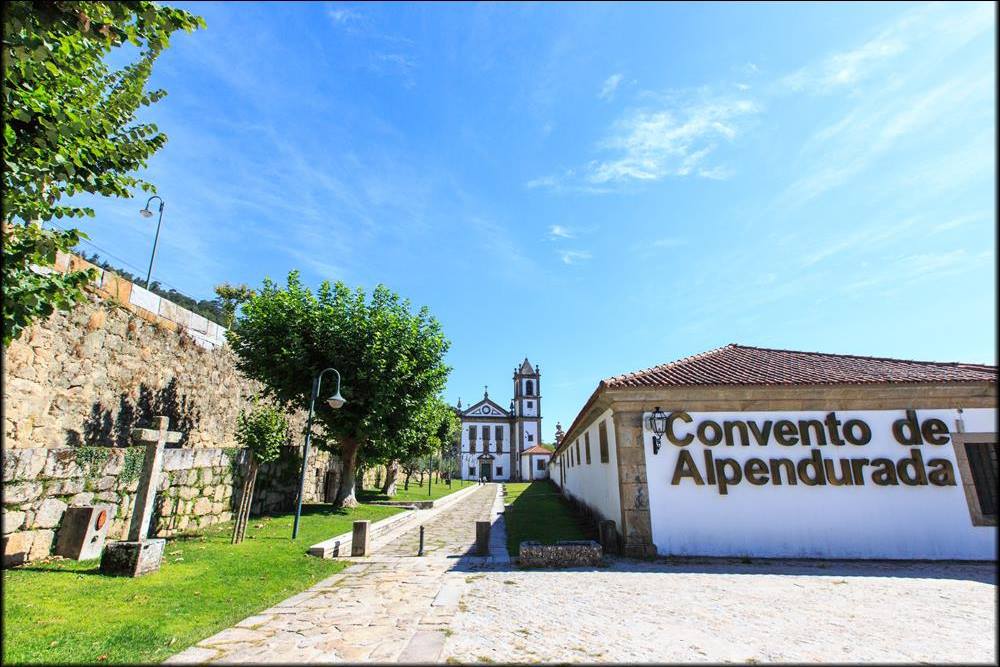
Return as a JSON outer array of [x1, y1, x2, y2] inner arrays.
[[358, 475, 472, 503], [502, 480, 590, 556], [2, 502, 401, 665]]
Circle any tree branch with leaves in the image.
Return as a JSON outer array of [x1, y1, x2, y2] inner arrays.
[[2, 1, 204, 345]]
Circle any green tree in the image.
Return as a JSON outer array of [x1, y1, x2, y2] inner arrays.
[[2, 1, 204, 345], [379, 396, 458, 493], [227, 272, 451, 507], [231, 401, 288, 544], [214, 282, 255, 328]]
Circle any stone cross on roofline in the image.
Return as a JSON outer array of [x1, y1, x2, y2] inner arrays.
[[127, 415, 182, 542]]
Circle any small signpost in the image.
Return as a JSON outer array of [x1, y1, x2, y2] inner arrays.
[[100, 416, 181, 577]]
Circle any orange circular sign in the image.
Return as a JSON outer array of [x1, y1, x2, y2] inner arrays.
[[95, 510, 107, 531]]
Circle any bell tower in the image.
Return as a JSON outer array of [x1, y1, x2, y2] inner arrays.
[[512, 358, 541, 480]]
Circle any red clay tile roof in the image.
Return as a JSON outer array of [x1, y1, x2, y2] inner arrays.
[[602, 344, 997, 388], [521, 445, 552, 455]]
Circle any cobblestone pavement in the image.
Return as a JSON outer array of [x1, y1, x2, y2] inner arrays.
[[441, 558, 998, 664], [375, 482, 498, 558], [166, 483, 503, 664]]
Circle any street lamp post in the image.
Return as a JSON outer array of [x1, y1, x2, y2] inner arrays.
[[292, 368, 346, 539], [138, 196, 166, 290]]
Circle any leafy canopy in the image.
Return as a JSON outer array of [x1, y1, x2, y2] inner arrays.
[[235, 401, 288, 466], [2, 1, 204, 345], [227, 271, 452, 463], [374, 396, 459, 468]]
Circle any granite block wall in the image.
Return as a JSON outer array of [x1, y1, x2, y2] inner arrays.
[[1, 253, 343, 566]]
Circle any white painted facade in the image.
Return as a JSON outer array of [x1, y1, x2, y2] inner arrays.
[[456, 358, 543, 482], [520, 450, 552, 480], [552, 408, 622, 526], [459, 417, 512, 481], [641, 407, 997, 560]]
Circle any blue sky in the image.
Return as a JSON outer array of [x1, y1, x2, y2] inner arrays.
[[69, 2, 996, 441]]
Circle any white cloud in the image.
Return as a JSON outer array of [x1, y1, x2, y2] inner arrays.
[[559, 250, 592, 264], [526, 175, 558, 190], [780, 3, 992, 94], [798, 218, 918, 268], [776, 68, 991, 211], [586, 98, 758, 184], [599, 73, 624, 100], [327, 6, 361, 25], [548, 225, 575, 239]]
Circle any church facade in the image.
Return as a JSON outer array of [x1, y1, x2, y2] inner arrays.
[[456, 358, 549, 481]]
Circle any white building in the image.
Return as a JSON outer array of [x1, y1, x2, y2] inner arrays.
[[550, 344, 997, 560], [456, 358, 550, 481]]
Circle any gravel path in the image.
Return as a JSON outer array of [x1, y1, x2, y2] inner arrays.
[[442, 557, 997, 664]]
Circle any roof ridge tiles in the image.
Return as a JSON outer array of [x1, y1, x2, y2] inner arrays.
[[601, 344, 996, 389]]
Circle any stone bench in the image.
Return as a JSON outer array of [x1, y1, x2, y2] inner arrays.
[[370, 500, 433, 509], [518, 540, 603, 568]]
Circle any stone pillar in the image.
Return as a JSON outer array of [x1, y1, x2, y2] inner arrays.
[[612, 410, 656, 558], [598, 519, 619, 555], [475, 521, 491, 555], [351, 520, 370, 557]]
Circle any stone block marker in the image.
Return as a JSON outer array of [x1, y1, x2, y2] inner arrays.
[[351, 520, 370, 557], [54, 505, 113, 560], [518, 540, 603, 568], [475, 520, 491, 555]]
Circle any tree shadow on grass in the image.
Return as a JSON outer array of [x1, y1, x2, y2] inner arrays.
[[12, 564, 102, 576]]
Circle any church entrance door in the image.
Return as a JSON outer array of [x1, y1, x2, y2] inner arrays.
[[479, 461, 493, 481]]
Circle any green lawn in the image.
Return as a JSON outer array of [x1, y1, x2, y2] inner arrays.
[[2, 503, 402, 665], [502, 481, 591, 556], [358, 475, 473, 503]]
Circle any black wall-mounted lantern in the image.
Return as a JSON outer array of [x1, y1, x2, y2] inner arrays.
[[648, 406, 668, 454]]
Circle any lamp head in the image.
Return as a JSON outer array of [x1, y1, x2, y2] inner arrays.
[[139, 208, 154, 218], [326, 391, 346, 410]]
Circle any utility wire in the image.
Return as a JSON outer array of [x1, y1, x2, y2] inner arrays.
[[43, 219, 206, 299]]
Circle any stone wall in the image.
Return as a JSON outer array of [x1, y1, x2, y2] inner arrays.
[[1, 253, 344, 565]]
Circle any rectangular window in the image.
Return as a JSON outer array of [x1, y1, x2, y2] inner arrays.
[[599, 420, 610, 463], [966, 442, 998, 519], [527, 434, 534, 442], [495, 426, 503, 441], [496, 439, 503, 454], [527, 401, 533, 409], [496, 466, 503, 476], [575, 439, 581, 464], [468, 466, 475, 477], [585, 432, 592, 464], [537, 459, 545, 471], [468, 425, 476, 442]]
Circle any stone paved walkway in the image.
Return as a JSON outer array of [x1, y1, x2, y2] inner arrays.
[[166, 483, 504, 664], [166, 483, 996, 664]]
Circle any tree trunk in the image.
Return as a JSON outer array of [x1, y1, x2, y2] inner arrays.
[[381, 460, 399, 496], [334, 438, 360, 508], [403, 468, 412, 490]]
